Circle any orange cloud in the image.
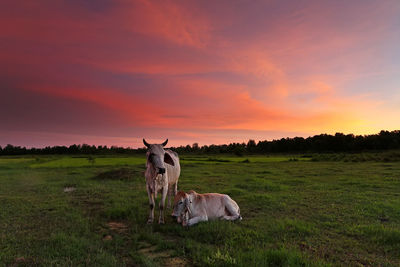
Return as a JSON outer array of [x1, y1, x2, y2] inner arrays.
[[121, 0, 211, 47]]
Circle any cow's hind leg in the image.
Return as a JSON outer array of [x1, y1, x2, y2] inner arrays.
[[167, 186, 173, 209], [147, 187, 155, 224], [222, 203, 241, 221], [174, 182, 178, 196], [222, 214, 241, 221], [159, 186, 168, 224], [186, 215, 208, 226]]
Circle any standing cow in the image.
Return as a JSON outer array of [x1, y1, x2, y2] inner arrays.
[[143, 139, 180, 224]]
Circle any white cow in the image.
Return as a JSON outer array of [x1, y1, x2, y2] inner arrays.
[[172, 190, 242, 226], [144, 139, 180, 224]]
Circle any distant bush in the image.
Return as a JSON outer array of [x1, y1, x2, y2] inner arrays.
[[311, 151, 400, 162], [1, 130, 400, 155], [234, 146, 245, 156]]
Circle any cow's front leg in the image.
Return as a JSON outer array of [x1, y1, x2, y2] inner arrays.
[[186, 215, 208, 227], [147, 187, 155, 224], [158, 185, 168, 224]]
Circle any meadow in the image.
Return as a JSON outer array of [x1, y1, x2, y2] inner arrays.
[[0, 153, 399, 266]]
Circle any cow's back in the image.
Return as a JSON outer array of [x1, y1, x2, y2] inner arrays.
[[201, 193, 239, 218]]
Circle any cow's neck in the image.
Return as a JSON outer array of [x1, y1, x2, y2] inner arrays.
[[145, 163, 157, 179]]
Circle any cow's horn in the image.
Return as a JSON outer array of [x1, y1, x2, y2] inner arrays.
[[143, 139, 150, 148], [161, 139, 168, 147]]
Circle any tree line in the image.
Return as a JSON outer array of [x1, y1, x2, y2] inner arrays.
[[1, 130, 399, 156]]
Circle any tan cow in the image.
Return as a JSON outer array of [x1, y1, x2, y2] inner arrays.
[[172, 190, 242, 226]]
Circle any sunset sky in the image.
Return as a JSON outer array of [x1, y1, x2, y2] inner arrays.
[[1, 0, 399, 148]]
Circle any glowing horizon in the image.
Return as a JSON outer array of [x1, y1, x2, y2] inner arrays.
[[1, 1, 399, 148]]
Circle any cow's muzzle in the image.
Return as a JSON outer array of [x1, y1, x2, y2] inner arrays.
[[158, 167, 166, 174]]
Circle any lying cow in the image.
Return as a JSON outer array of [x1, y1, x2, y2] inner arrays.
[[172, 190, 242, 226]]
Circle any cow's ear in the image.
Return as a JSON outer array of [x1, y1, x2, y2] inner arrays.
[[164, 153, 174, 166]]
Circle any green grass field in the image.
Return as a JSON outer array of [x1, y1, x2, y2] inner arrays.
[[1, 153, 399, 266]]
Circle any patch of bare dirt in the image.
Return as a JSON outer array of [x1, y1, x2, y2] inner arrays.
[[103, 234, 113, 241], [15, 257, 26, 263], [69, 192, 104, 218], [11, 257, 36, 266], [164, 257, 188, 266], [137, 241, 189, 266], [93, 168, 138, 180], [138, 246, 173, 259], [107, 221, 128, 233]]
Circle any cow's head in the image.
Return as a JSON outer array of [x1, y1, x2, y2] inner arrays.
[[143, 138, 174, 175], [172, 191, 192, 223]]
